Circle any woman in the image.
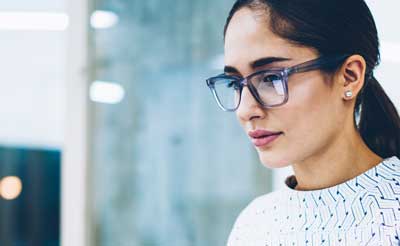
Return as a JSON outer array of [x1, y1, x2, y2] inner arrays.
[[206, 0, 400, 245]]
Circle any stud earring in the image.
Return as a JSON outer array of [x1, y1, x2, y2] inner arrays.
[[345, 90, 353, 98]]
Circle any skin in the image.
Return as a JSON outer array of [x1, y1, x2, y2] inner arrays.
[[224, 7, 383, 191]]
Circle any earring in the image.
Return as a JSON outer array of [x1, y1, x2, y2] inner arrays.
[[345, 90, 353, 98]]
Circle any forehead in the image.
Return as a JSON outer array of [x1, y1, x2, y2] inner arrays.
[[224, 8, 304, 68]]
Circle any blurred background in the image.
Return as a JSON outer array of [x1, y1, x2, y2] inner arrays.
[[0, 0, 399, 245]]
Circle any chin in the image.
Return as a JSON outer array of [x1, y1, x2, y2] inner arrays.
[[257, 151, 291, 169]]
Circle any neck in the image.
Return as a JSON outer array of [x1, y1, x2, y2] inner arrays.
[[292, 130, 383, 191]]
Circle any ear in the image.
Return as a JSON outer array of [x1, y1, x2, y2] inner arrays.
[[336, 54, 367, 101]]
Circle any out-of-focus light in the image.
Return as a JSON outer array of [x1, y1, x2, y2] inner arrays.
[[381, 41, 400, 63], [0, 176, 23, 200], [0, 11, 69, 31], [90, 10, 119, 29], [90, 81, 125, 104]]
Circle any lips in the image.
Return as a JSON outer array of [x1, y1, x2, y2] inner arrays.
[[248, 129, 283, 139], [248, 129, 283, 147]]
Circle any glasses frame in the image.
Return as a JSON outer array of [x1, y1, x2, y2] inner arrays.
[[206, 54, 351, 112]]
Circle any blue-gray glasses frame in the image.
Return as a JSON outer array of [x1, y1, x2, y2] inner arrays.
[[206, 54, 350, 112]]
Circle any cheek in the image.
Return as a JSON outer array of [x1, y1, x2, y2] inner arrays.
[[278, 77, 341, 158], [285, 74, 336, 126], [235, 75, 345, 168], [283, 77, 327, 128]]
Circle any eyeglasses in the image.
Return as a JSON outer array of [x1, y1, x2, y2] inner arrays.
[[206, 54, 350, 112]]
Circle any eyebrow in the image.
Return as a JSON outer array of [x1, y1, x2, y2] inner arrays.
[[224, 56, 291, 74]]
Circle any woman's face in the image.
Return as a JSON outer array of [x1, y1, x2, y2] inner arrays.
[[224, 8, 348, 168]]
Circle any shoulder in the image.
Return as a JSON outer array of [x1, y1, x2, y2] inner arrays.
[[235, 190, 282, 222], [226, 190, 283, 245]]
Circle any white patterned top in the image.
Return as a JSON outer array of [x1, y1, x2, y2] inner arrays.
[[227, 156, 400, 246]]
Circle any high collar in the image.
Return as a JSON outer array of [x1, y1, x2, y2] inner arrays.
[[281, 155, 400, 206]]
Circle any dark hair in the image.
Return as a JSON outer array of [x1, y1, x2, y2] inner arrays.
[[224, 0, 400, 159]]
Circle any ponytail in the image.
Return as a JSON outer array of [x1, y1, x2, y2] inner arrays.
[[357, 76, 400, 158]]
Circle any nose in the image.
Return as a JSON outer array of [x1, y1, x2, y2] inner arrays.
[[236, 86, 266, 122]]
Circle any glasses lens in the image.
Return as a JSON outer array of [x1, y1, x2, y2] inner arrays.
[[250, 72, 286, 106], [211, 77, 241, 111]]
